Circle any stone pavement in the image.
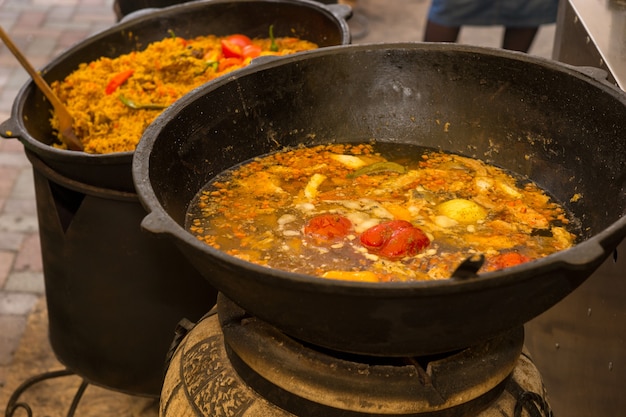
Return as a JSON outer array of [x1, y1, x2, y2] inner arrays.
[[0, 0, 118, 388], [0, 0, 556, 414]]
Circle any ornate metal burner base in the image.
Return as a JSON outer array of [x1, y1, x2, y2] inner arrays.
[[4, 369, 89, 417], [161, 297, 554, 417]]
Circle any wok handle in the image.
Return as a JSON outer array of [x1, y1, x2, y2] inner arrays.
[[0, 117, 20, 140], [572, 66, 609, 83], [327, 3, 353, 20], [556, 239, 608, 269], [140, 211, 176, 236], [560, 62, 618, 88]]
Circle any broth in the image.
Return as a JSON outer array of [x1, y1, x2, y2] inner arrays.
[[186, 143, 578, 282]]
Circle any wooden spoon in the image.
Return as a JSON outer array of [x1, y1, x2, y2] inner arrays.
[[0, 27, 83, 151]]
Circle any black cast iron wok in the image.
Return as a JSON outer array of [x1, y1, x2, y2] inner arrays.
[[133, 43, 626, 356], [0, 0, 351, 192]]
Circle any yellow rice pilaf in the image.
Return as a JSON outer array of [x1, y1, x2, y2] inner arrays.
[[50, 33, 318, 154]]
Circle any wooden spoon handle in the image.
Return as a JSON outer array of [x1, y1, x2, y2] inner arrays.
[[0, 26, 83, 151]]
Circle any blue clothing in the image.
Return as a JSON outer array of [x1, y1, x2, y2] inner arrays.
[[428, 0, 559, 27]]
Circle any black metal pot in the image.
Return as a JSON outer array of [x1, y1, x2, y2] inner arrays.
[[133, 43, 626, 357], [0, 0, 351, 193], [27, 150, 217, 396], [0, 0, 349, 396]]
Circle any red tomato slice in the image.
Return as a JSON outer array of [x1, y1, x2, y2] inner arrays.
[[241, 44, 262, 59], [378, 227, 430, 259], [304, 214, 352, 241], [105, 69, 134, 95], [218, 57, 243, 72], [360, 220, 429, 260], [221, 40, 243, 58], [488, 252, 531, 271], [225, 34, 252, 47], [360, 220, 413, 250]]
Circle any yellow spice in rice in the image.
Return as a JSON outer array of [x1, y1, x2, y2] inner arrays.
[[50, 33, 318, 154]]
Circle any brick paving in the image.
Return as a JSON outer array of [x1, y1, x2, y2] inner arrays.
[[0, 0, 117, 382], [0, 0, 556, 412]]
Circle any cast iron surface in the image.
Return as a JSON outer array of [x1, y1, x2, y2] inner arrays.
[[28, 151, 218, 396], [133, 43, 626, 356], [0, 0, 350, 192]]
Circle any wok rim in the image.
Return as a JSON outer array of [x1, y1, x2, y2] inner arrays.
[[134, 42, 626, 296]]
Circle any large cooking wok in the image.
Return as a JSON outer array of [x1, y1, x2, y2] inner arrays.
[[133, 43, 626, 356], [0, 0, 351, 192]]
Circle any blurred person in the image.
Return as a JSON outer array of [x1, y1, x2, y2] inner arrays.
[[423, 0, 559, 52]]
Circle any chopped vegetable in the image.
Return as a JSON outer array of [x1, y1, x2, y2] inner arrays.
[[487, 252, 531, 271], [436, 198, 487, 224], [330, 154, 367, 169], [304, 173, 327, 200], [242, 44, 262, 58], [348, 161, 406, 178], [225, 34, 252, 47], [360, 220, 430, 260], [269, 25, 278, 52], [105, 69, 134, 95], [119, 95, 168, 110], [221, 34, 255, 59], [304, 214, 353, 242], [322, 271, 379, 282], [221, 39, 243, 58], [218, 57, 244, 72]]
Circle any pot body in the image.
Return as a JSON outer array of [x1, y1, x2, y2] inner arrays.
[[134, 43, 626, 356], [28, 151, 218, 396], [0, 0, 351, 192]]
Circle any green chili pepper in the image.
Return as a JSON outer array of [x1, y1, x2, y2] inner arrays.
[[347, 161, 406, 178], [119, 95, 168, 110], [195, 61, 219, 75], [269, 25, 278, 52], [168, 29, 176, 39]]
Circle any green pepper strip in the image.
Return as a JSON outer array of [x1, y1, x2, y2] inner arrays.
[[269, 25, 278, 52], [195, 61, 219, 75], [119, 95, 168, 110], [347, 161, 406, 178]]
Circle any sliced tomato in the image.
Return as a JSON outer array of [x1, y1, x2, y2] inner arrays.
[[378, 227, 430, 259], [225, 34, 252, 47], [360, 220, 430, 260], [360, 220, 413, 250], [221, 39, 243, 58], [488, 252, 531, 271], [105, 69, 134, 95], [203, 49, 223, 62], [218, 57, 243, 72], [304, 214, 352, 242], [221, 34, 254, 59], [241, 44, 263, 59]]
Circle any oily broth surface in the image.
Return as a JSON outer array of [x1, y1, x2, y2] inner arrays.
[[185, 143, 578, 282]]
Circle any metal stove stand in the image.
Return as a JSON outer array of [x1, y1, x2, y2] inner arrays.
[[4, 369, 87, 417]]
